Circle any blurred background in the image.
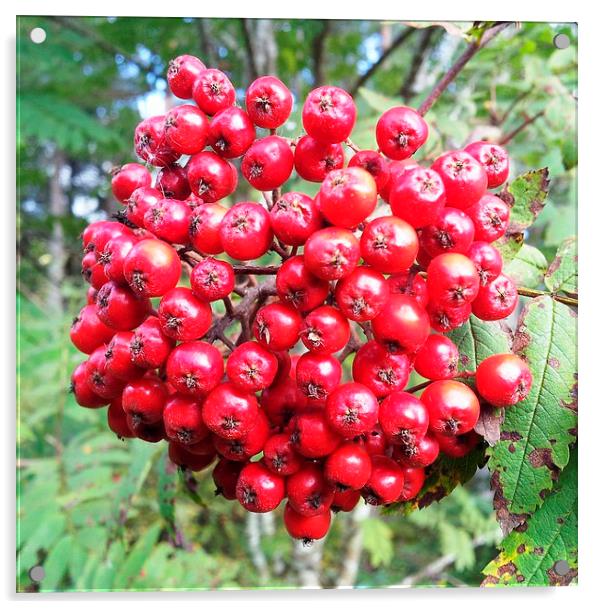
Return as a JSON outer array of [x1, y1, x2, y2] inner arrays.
[[16, 17, 576, 591]]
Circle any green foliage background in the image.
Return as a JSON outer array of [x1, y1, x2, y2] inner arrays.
[[16, 17, 577, 591]]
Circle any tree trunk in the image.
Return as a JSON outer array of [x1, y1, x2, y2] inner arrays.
[[292, 537, 326, 588]]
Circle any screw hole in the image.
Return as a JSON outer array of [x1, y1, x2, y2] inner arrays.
[[30, 28, 46, 44], [553, 34, 570, 50], [28, 565, 45, 582], [553, 559, 570, 576]]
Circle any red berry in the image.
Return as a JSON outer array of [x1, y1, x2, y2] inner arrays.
[[348, 150, 390, 193], [335, 267, 388, 322], [245, 75, 293, 129], [389, 166, 446, 228], [96, 281, 150, 331], [301, 305, 350, 354], [304, 227, 360, 281], [85, 346, 125, 401], [360, 215, 419, 273], [379, 159, 419, 203], [427, 253, 480, 309], [253, 302, 302, 352], [471, 274, 518, 321], [168, 442, 216, 471], [276, 256, 329, 313], [263, 433, 303, 476], [192, 68, 236, 116], [397, 467, 426, 501], [99, 234, 140, 285], [387, 271, 429, 307], [427, 301, 472, 333], [241, 136, 294, 191], [355, 425, 388, 456], [414, 334, 459, 380], [208, 106, 256, 158], [122, 376, 168, 426], [302, 85, 356, 144], [190, 257, 235, 301], [236, 462, 285, 513], [226, 341, 279, 392], [289, 410, 340, 458], [465, 194, 510, 243], [326, 382, 379, 438], [376, 106, 428, 160], [187, 151, 237, 203], [134, 115, 179, 167], [158, 287, 212, 341], [189, 203, 228, 255], [129, 418, 166, 443], [107, 395, 136, 437], [352, 340, 410, 398], [464, 141, 510, 189], [393, 433, 440, 468], [372, 294, 430, 354], [202, 382, 259, 440], [261, 377, 306, 428], [361, 455, 404, 505], [421, 380, 480, 436], [144, 198, 191, 244], [294, 135, 344, 182], [164, 104, 209, 155], [476, 353, 533, 407], [124, 238, 182, 297], [332, 488, 361, 512], [213, 459, 244, 500], [421, 207, 475, 258], [155, 164, 191, 200], [111, 163, 151, 204], [129, 317, 174, 369], [71, 361, 107, 408], [70, 304, 115, 354], [213, 410, 270, 461], [167, 55, 206, 99], [83, 220, 133, 254], [296, 352, 342, 404], [287, 464, 334, 517], [379, 392, 429, 446], [283, 502, 331, 541], [166, 342, 224, 398], [219, 202, 273, 261], [270, 192, 323, 246], [318, 167, 377, 228], [104, 331, 145, 381], [467, 241, 503, 287], [431, 150, 488, 210], [126, 187, 162, 227], [436, 430, 481, 458], [324, 443, 372, 490]]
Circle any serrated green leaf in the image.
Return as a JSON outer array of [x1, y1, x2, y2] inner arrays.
[[361, 518, 394, 567], [447, 315, 511, 373], [544, 237, 577, 296], [504, 244, 548, 289], [39, 535, 73, 591], [91, 540, 126, 591], [504, 168, 550, 233], [483, 450, 577, 586], [487, 296, 577, 533]]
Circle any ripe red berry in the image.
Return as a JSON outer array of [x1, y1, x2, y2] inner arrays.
[[219, 202, 273, 261], [335, 266, 389, 322], [111, 163, 151, 204], [348, 150, 390, 193], [387, 271, 429, 307], [236, 462, 285, 513], [360, 215, 419, 274], [352, 340, 410, 398], [124, 238, 182, 297], [355, 425, 388, 456], [104, 331, 145, 381], [276, 256, 329, 312], [192, 68, 236, 116], [158, 287, 212, 341], [155, 164, 191, 200], [296, 352, 342, 404], [287, 464, 334, 517], [70, 304, 115, 354], [263, 433, 303, 476], [166, 342, 224, 398], [372, 294, 430, 354], [241, 136, 294, 190], [226, 341, 279, 392], [427, 253, 480, 309], [467, 241, 503, 287], [294, 135, 344, 182], [318, 167, 377, 228], [71, 361, 107, 408], [471, 274, 518, 321], [129, 317, 174, 369], [436, 430, 481, 458], [379, 392, 429, 446], [85, 346, 125, 401], [476, 353, 533, 407], [167, 54, 206, 99], [283, 502, 331, 542], [202, 382, 259, 440], [245, 75, 293, 129], [270, 192, 323, 246], [134, 115, 179, 167], [289, 410, 340, 458], [421, 380, 480, 436], [389, 166, 446, 228], [189, 203, 227, 255], [464, 141, 510, 189], [302, 86, 356, 144], [421, 207, 475, 258], [96, 281, 150, 331], [99, 234, 140, 285], [187, 151, 237, 203], [324, 443, 371, 490], [301, 305, 350, 354], [414, 334, 459, 381], [431, 150, 488, 210], [253, 302, 302, 352], [261, 377, 306, 428], [208, 106, 256, 158], [190, 257, 235, 301], [332, 488, 361, 512], [326, 382, 379, 438], [144, 198, 191, 244], [397, 467, 426, 501], [164, 104, 209, 155], [465, 194, 510, 243], [168, 442, 216, 471], [122, 376, 168, 426], [107, 395, 136, 438], [213, 458, 245, 500], [427, 301, 472, 333], [379, 159, 419, 202], [393, 432, 440, 468], [128, 418, 166, 444], [82, 220, 134, 254], [303, 227, 360, 281], [361, 455, 404, 505], [376, 106, 428, 160], [213, 410, 270, 461], [126, 187, 162, 227]]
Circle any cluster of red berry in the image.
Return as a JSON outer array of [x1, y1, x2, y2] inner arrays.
[[70, 53, 534, 543]]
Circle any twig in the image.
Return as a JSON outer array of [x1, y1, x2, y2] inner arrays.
[[233, 265, 280, 275], [400, 27, 437, 99], [345, 139, 360, 153], [338, 329, 362, 362], [240, 19, 259, 81], [417, 22, 513, 116], [312, 21, 332, 87], [406, 371, 476, 394], [223, 296, 235, 316], [498, 110, 545, 145], [517, 286, 577, 308]]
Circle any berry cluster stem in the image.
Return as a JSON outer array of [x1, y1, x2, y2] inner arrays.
[[517, 286, 578, 308]]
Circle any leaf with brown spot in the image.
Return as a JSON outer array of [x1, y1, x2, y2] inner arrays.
[[474, 403, 505, 446], [505, 168, 550, 233], [544, 236, 577, 297]]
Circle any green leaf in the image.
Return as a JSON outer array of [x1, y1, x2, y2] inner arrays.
[[494, 232, 525, 264], [504, 244, 548, 289], [17, 512, 66, 576], [113, 522, 162, 590], [157, 451, 178, 540], [361, 518, 394, 567], [544, 237, 577, 296], [487, 296, 577, 533], [39, 535, 73, 591], [447, 315, 511, 373], [357, 87, 398, 114], [502, 168, 550, 233], [439, 522, 475, 571], [483, 450, 577, 586]]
